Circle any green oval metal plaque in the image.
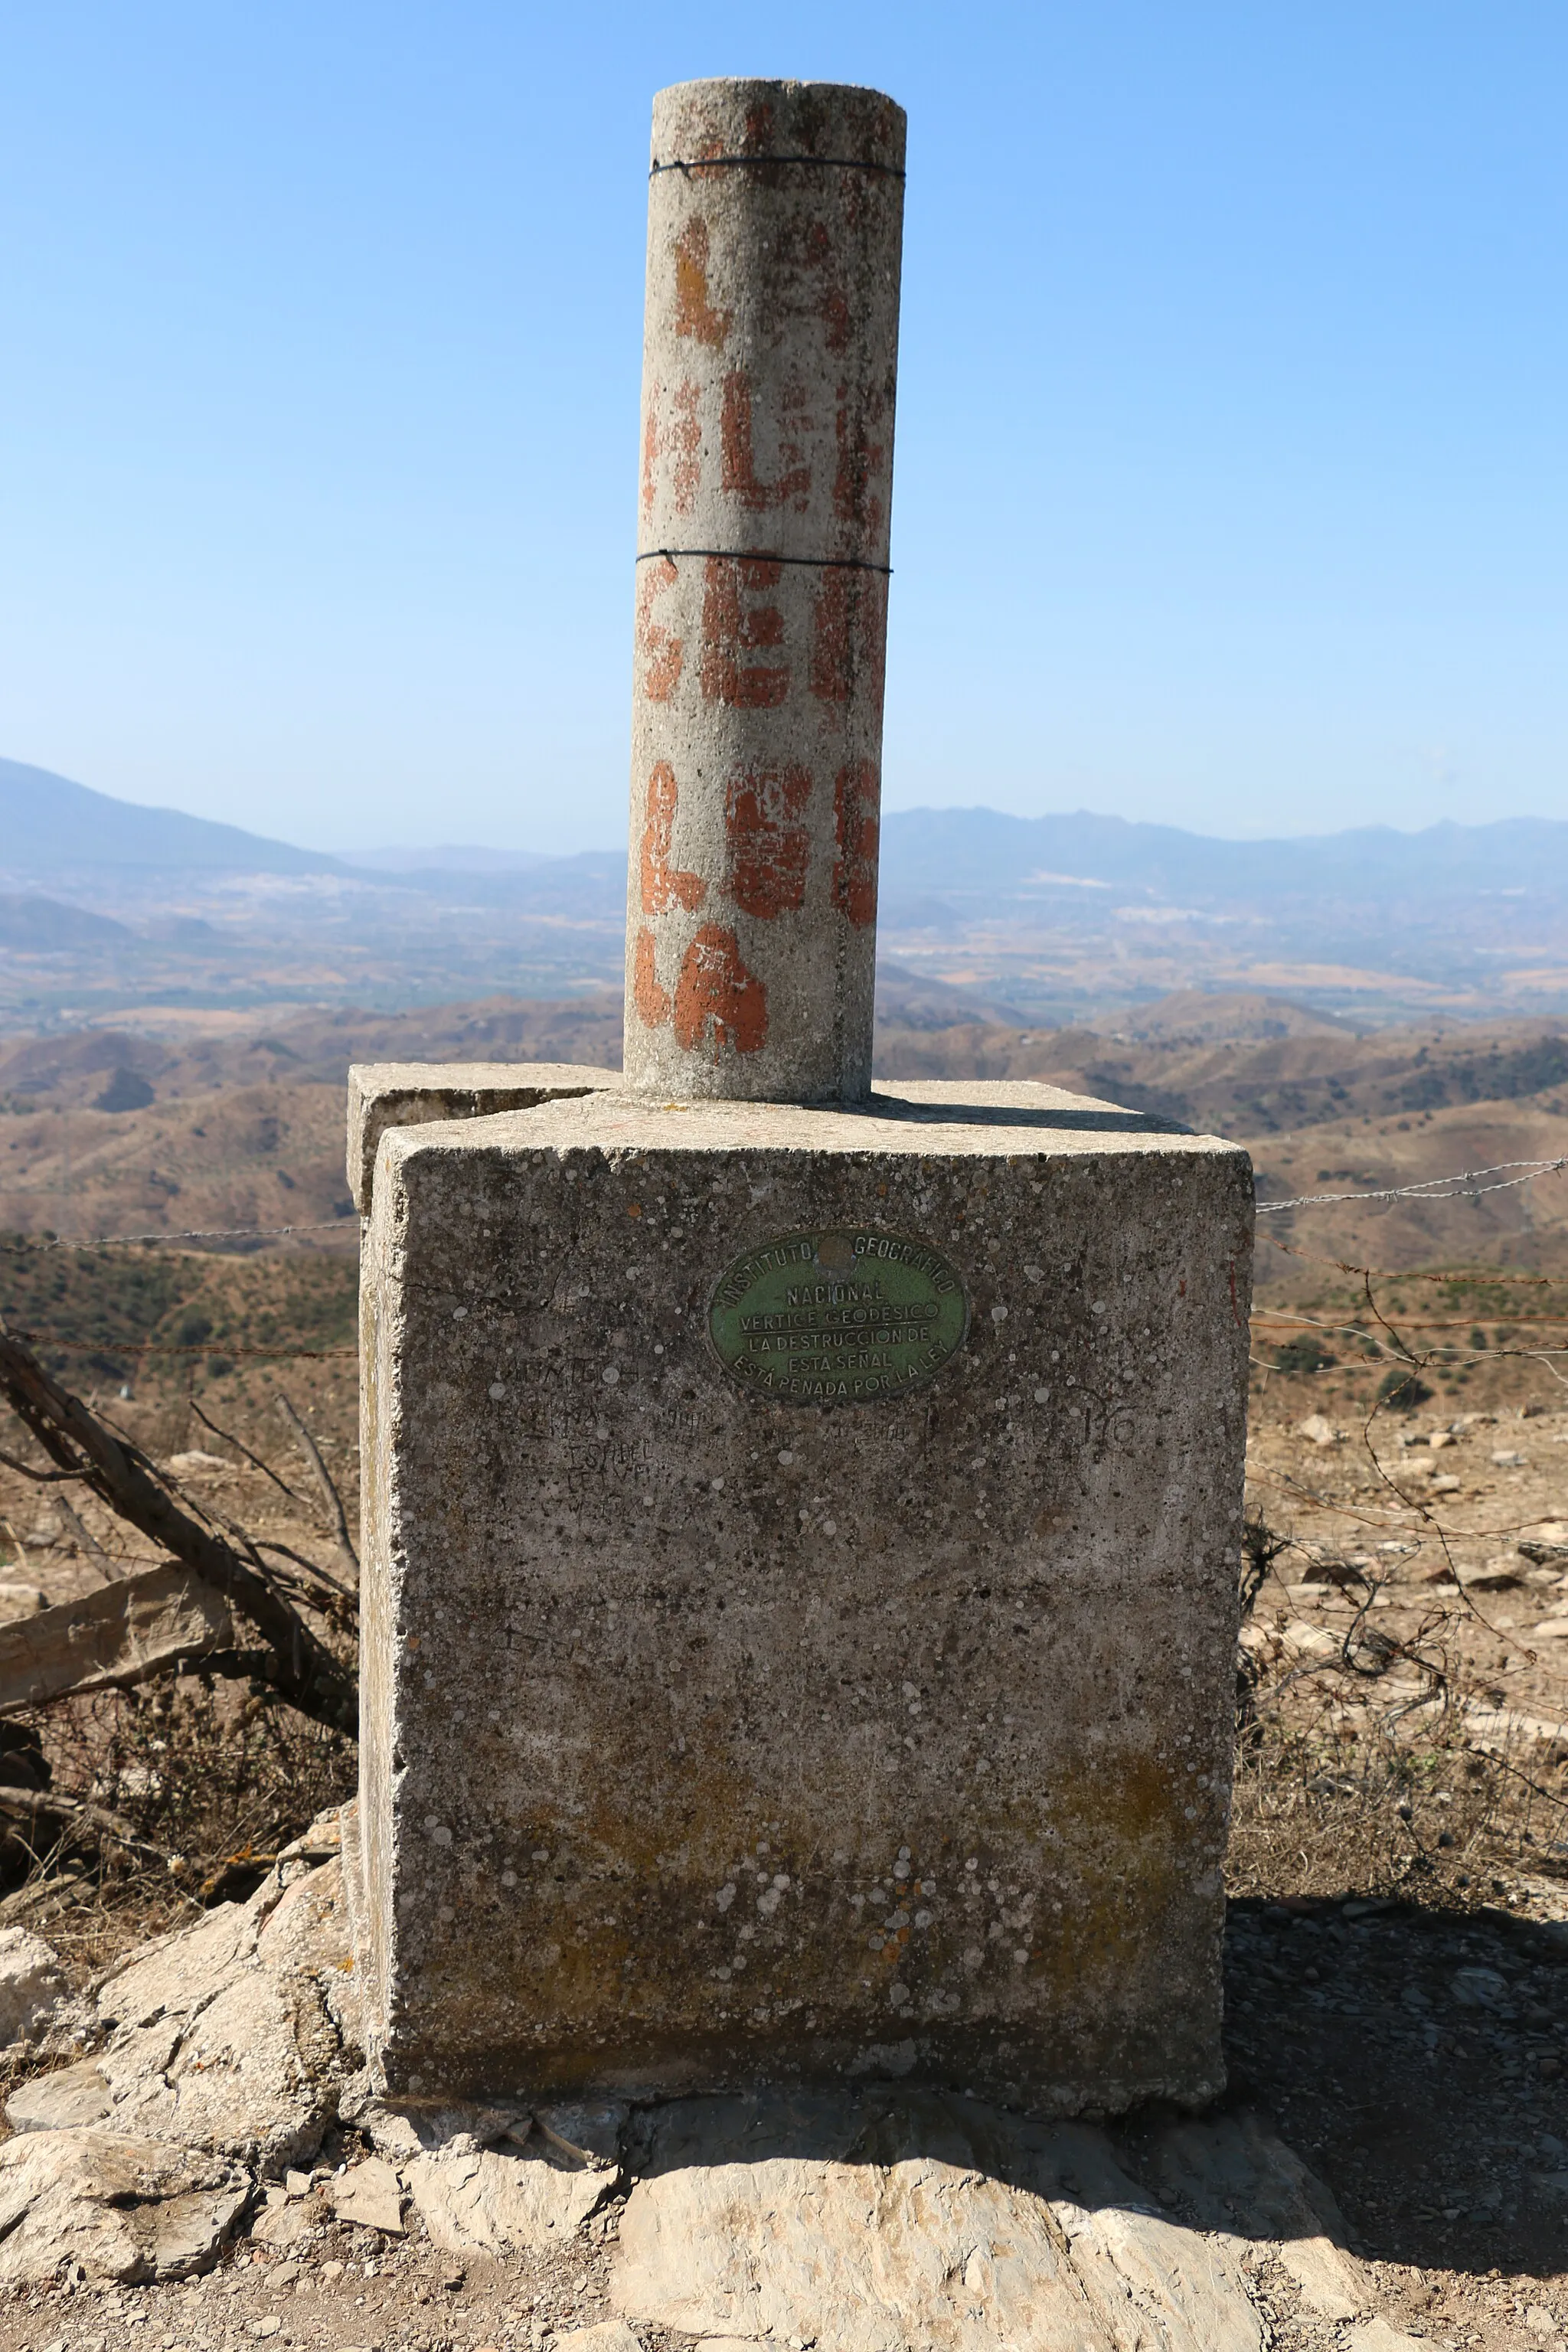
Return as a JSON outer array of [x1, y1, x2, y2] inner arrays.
[[709, 1227, 969, 1405]]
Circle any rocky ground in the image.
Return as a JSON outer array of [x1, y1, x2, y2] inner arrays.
[[0, 1811, 1560, 2352]]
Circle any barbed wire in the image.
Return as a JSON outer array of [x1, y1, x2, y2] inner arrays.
[[6, 1330, 354, 1361], [1263, 1233, 1568, 1285], [1256, 1157, 1568, 1214], [0, 1220, 349, 1253]]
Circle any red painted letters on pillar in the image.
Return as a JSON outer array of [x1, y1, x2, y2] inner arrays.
[[639, 764, 707, 915], [724, 767, 812, 918], [832, 761, 880, 929], [672, 925, 769, 1057]]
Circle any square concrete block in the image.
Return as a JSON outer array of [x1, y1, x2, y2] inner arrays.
[[355, 1081, 1253, 2113], [346, 1062, 612, 1215]]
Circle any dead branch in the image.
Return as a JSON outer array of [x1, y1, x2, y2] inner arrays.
[[252, 1539, 357, 1622], [0, 1565, 234, 1713], [0, 1325, 356, 1733], [188, 1399, 308, 1511], [274, 1393, 359, 1579], [0, 1784, 177, 1870], [0, 1447, 82, 1484], [54, 1494, 115, 1581]]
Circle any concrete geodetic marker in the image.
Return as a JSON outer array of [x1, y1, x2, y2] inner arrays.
[[351, 76, 1256, 2119]]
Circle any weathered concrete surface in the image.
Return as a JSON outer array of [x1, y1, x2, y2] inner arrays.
[[626, 80, 905, 1105], [0, 1864, 1434, 2347], [357, 1080, 1253, 2107], [348, 1062, 611, 1214]]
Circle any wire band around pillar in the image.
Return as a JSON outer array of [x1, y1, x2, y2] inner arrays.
[[636, 547, 893, 575], [650, 153, 905, 180]]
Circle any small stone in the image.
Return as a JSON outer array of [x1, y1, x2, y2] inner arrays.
[[251, 2200, 312, 2249], [1459, 1557, 1524, 1592], [1451, 1966, 1508, 2008], [555, 2324, 643, 2352], [1491, 1449, 1527, 1468], [329, 2157, 405, 2234], [248, 2321, 282, 2341], [404, 2143, 610, 2252], [1298, 1414, 1339, 1448], [1348, 2321, 1435, 2351], [5, 2059, 111, 2134], [0, 1929, 69, 2047]]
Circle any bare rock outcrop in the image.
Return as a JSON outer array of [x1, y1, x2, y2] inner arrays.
[[0, 1810, 359, 2282], [0, 2129, 248, 2285]]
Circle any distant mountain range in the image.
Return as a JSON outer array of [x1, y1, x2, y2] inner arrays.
[[0, 759, 342, 876], [8, 755, 1568, 1031], [877, 805, 1568, 906], [8, 752, 1568, 904]]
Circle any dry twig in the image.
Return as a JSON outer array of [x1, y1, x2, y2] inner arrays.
[[0, 1325, 355, 1731], [274, 1392, 359, 1580]]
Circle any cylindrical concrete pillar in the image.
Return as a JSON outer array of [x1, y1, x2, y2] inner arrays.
[[623, 78, 905, 1103]]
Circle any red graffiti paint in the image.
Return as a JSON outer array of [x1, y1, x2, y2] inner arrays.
[[699, 558, 790, 707], [671, 217, 730, 348], [639, 763, 707, 915], [641, 394, 659, 523], [809, 569, 887, 705], [670, 379, 701, 516], [720, 371, 812, 513], [832, 387, 888, 535], [832, 760, 880, 929], [635, 560, 684, 703], [632, 927, 671, 1028], [672, 924, 768, 1057], [724, 766, 812, 918]]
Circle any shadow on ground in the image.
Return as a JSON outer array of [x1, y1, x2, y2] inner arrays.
[[1218, 1893, 1567, 2279]]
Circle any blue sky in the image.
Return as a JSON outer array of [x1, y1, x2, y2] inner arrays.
[[4, 2, 1566, 855]]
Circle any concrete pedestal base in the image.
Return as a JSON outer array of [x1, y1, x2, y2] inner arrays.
[[356, 1080, 1253, 2113]]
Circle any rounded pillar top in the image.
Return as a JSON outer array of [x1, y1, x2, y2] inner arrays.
[[650, 78, 907, 181]]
